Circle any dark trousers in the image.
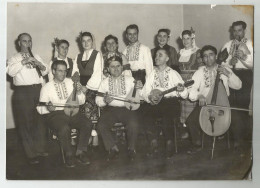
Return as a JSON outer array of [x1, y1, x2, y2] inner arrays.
[[97, 106, 140, 151], [13, 84, 46, 159], [46, 111, 92, 156], [186, 106, 202, 146], [142, 98, 180, 142]]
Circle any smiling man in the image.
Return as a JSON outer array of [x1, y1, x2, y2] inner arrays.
[[123, 24, 153, 84]]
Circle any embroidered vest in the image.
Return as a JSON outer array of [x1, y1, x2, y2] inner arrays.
[[77, 50, 98, 76], [53, 57, 73, 77]]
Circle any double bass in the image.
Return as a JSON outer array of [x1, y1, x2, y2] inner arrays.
[[199, 48, 231, 137]]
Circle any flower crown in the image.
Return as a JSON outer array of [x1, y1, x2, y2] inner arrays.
[[52, 37, 60, 47], [180, 27, 196, 39]]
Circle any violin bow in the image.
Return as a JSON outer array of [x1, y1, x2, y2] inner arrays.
[[206, 104, 252, 112]]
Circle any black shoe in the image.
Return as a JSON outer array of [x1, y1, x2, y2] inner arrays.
[[37, 152, 49, 157], [107, 149, 119, 162], [77, 152, 90, 165], [166, 140, 174, 159], [65, 156, 76, 168], [128, 149, 136, 161], [28, 157, 40, 165]]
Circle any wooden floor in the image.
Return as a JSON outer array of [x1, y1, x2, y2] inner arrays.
[[6, 128, 252, 180]]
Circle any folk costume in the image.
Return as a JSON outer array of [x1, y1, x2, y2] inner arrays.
[[7, 52, 48, 160]]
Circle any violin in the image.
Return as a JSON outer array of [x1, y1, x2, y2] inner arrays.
[[199, 49, 231, 136], [149, 80, 194, 105], [64, 72, 80, 117]]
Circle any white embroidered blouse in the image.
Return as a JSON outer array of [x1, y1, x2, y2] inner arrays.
[[189, 66, 242, 101], [37, 78, 85, 114], [141, 66, 188, 103]]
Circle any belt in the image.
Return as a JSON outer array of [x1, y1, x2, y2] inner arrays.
[[16, 84, 41, 88]]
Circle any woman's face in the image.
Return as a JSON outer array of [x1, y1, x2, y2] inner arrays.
[[57, 43, 69, 58], [182, 34, 193, 49], [81, 36, 93, 50], [106, 39, 118, 53], [157, 32, 169, 46]]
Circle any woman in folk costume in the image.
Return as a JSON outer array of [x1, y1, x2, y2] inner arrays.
[[48, 38, 78, 82], [75, 31, 104, 120], [102, 34, 131, 78], [178, 28, 203, 138]]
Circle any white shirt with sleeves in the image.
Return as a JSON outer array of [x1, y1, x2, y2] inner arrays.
[[37, 78, 85, 114], [7, 53, 48, 86]]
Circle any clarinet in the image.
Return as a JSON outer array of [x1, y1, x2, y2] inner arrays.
[[28, 47, 42, 77]]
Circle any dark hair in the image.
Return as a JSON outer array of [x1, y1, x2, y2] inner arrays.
[[232, 21, 247, 29], [104, 35, 118, 45], [57, 39, 70, 47], [181, 30, 192, 37], [155, 48, 170, 62], [18, 33, 32, 41], [126, 24, 139, 34], [106, 55, 123, 66], [80, 32, 93, 41], [158, 29, 171, 36], [200, 45, 217, 57], [51, 60, 67, 70]]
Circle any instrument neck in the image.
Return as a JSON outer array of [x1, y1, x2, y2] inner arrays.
[[211, 66, 221, 105]]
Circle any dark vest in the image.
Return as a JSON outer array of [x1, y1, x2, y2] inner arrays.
[[77, 50, 98, 76], [53, 57, 74, 77]]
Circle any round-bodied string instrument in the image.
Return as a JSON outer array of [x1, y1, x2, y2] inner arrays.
[[199, 49, 231, 136]]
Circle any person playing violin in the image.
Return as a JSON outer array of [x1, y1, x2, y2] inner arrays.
[[96, 55, 143, 161], [37, 60, 92, 168], [141, 48, 188, 158], [186, 45, 242, 154]]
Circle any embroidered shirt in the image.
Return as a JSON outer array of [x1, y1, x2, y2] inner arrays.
[[37, 78, 85, 114], [141, 66, 188, 103], [123, 42, 153, 79], [7, 52, 48, 86], [221, 38, 253, 69], [189, 66, 242, 101], [96, 75, 135, 107]]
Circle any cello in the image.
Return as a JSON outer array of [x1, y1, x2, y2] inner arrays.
[[199, 48, 231, 137]]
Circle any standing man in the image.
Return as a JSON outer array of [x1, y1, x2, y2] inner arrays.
[[7, 33, 49, 164], [123, 24, 153, 84], [221, 21, 253, 150]]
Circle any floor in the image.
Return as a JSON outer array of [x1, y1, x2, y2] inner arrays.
[[6, 126, 253, 180]]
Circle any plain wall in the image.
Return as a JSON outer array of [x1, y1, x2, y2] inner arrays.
[[6, 3, 184, 129]]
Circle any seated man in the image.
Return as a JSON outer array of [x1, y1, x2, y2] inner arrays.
[[186, 45, 242, 153], [141, 48, 188, 158], [96, 55, 143, 161], [37, 60, 92, 168]]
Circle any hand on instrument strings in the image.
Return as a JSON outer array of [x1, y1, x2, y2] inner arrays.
[[134, 80, 143, 89], [148, 94, 160, 105], [198, 95, 206, 106], [81, 86, 88, 94], [76, 82, 83, 94], [104, 92, 113, 104], [176, 83, 184, 92], [47, 101, 56, 112], [230, 57, 238, 66], [234, 49, 246, 60], [217, 65, 231, 77]]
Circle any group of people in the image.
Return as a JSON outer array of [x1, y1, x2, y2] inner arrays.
[[7, 21, 253, 168]]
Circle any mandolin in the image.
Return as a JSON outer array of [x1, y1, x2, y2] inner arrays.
[[149, 80, 194, 105]]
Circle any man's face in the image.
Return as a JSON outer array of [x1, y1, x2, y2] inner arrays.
[[108, 61, 123, 77], [53, 64, 67, 82], [19, 34, 32, 52], [81, 36, 93, 50], [57, 43, 69, 58], [126, 28, 138, 44], [157, 32, 169, 46], [233, 25, 245, 41], [202, 50, 216, 67], [106, 39, 118, 53], [155, 49, 169, 66]]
